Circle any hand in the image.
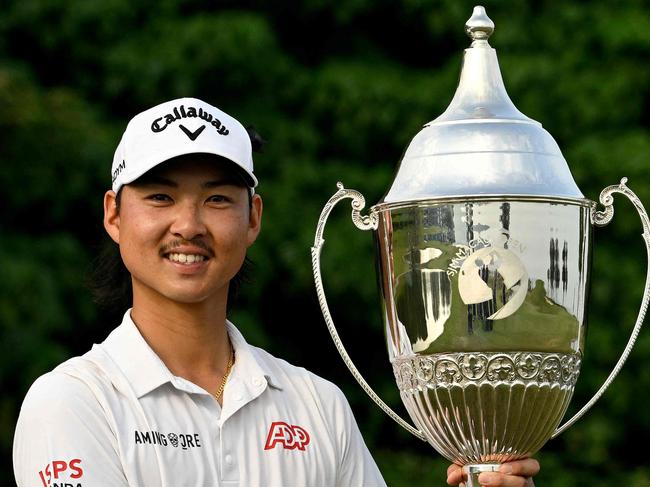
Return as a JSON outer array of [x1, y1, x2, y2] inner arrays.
[[446, 458, 539, 487]]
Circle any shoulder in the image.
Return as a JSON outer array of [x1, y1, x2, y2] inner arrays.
[[250, 345, 345, 395], [19, 351, 116, 421], [15, 355, 115, 444], [22, 368, 89, 409], [14, 357, 128, 487], [250, 346, 340, 393]]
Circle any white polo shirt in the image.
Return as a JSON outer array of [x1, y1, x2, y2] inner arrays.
[[13, 310, 386, 487]]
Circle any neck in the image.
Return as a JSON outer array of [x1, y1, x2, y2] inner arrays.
[[130, 281, 232, 388]]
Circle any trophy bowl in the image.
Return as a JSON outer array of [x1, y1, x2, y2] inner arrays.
[[312, 6, 650, 486]]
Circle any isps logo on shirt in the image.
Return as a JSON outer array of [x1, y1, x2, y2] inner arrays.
[[38, 458, 83, 487]]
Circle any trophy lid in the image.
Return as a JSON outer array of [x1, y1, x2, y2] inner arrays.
[[380, 6, 585, 205]]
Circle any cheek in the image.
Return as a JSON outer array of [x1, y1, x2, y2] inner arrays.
[[118, 208, 168, 258], [213, 215, 250, 256]]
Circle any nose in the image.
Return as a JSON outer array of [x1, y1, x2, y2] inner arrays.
[[169, 201, 207, 240]]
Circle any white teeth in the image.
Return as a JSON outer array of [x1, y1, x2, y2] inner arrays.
[[168, 253, 207, 264]]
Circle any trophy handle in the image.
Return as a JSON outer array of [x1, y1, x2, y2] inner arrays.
[[311, 182, 427, 441], [552, 177, 650, 438]]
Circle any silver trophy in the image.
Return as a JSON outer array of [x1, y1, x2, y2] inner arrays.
[[312, 6, 650, 486]]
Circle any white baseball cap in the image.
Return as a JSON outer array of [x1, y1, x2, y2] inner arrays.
[[111, 97, 258, 193]]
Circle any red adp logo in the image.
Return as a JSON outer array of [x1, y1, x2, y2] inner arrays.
[[264, 421, 310, 451]]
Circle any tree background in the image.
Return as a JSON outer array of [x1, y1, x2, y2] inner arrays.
[[1, 0, 650, 485]]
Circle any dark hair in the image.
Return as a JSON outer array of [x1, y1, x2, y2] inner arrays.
[[246, 126, 266, 153], [87, 236, 133, 311]]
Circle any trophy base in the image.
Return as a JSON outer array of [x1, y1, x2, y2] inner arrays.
[[463, 464, 500, 487]]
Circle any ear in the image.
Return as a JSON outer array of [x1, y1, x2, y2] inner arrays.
[[104, 190, 121, 244], [246, 193, 263, 247]]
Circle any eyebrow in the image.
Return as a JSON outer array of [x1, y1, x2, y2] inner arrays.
[[133, 175, 178, 187], [202, 178, 243, 188], [133, 175, 243, 189]]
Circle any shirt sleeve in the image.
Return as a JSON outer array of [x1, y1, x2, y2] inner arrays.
[[329, 385, 387, 487], [13, 371, 128, 487]]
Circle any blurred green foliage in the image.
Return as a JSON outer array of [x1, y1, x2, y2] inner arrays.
[[1, 0, 649, 485]]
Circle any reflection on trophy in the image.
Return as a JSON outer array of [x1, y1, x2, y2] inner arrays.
[[312, 6, 650, 486]]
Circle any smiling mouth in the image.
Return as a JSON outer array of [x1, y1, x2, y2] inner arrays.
[[166, 253, 208, 264]]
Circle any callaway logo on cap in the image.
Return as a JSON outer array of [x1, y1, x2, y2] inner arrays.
[[111, 97, 258, 193]]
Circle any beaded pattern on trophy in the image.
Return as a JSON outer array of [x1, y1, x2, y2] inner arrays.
[[393, 352, 581, 393]]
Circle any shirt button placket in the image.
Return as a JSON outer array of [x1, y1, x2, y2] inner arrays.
[[220, 420, 239, 482], [214, 420, 222, 479]]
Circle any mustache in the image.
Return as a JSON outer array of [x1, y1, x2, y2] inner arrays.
[[160, 238, 214, 256]]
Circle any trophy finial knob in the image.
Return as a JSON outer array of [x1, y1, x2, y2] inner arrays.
[[465, 6, 494, 45]]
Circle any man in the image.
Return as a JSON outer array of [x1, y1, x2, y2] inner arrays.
[[13, 97, 537, 486], [14, 97, 386, 486]]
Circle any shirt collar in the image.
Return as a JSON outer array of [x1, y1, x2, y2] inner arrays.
[[225, 320, 282, 391], [101, 309, 282, 399]]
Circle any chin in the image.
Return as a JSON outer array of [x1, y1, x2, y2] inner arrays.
[[132, 276, 229, 306], [167, 281, 232, 303], [161, 289, 215, 304]]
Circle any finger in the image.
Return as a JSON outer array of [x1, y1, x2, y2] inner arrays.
[[446, 463, 466, 485], [448, 459, 539, 487], [498, 458, 540, 477], [477, 472, 529, 487], [477, 459, 539, 487]]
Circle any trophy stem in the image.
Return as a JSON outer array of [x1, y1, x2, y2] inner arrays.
[[463, 464, 500, 487]]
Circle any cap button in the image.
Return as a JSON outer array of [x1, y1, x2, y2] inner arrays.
[[465, 6, 495, 46]]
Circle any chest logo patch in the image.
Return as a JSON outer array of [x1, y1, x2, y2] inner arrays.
[[264, 421, 311, 451], [134, 430, 202, 450]]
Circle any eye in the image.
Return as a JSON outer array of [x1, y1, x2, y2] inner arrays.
[[146, 193, 173, 202], [206, 194, 230, 204]]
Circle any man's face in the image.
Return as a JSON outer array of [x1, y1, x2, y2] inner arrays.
[[103, 155, 262, 306]]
